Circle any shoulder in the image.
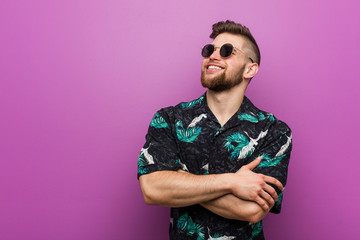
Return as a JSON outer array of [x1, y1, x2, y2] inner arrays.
[[178, 94, 205, 110], [156, 94, 205, 117], [243, 96, 292, 134], [151, 94, 205, 124]]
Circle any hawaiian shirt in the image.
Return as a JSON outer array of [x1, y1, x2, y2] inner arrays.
[[138, 93, 292, 240]]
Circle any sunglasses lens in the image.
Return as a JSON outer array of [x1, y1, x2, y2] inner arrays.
[[220, 44, 233, 58], [201, 44, 214, 58]]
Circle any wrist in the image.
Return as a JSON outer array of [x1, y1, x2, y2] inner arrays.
[[220, 173, 236, 194]]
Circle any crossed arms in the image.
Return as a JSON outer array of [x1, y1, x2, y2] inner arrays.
[[139, 157, 283, 223]]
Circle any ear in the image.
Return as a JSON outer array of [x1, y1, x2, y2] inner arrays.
[[243, 63, 259, 80]]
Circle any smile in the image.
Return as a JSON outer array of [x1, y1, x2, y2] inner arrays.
[[206, 64, 224, 72]]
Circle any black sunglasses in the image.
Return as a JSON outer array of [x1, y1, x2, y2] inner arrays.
[[201, 43, 254, 63]]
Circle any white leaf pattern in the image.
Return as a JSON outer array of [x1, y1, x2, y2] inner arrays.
[[238, 130, 268, 160], [178, 159, 189, 172], [275, 133, 292, 157], [188, 114, 207, 128], [207, 227, 236, 240], [140, 147, 154, 164]]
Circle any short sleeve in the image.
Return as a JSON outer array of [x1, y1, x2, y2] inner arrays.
[[137, 108, 180, 179], [252, 120, 293, 213]]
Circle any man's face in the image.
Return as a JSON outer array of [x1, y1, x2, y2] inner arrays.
[[201, 33, 250, 92]]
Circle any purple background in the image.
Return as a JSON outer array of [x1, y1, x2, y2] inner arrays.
[[1, 0, 359, 239]]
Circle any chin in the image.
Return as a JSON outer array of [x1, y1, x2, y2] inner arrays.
[[201, 71, 241, 92]]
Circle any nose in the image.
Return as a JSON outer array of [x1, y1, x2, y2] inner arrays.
[[209, 48, 221, 60]]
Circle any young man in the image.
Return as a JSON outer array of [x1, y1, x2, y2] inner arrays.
[[138, 20, 292, 240]]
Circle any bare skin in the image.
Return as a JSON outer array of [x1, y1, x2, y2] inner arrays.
[[202, 34, 259, 126], [139, 157, 283, 222], [140, 33, 282, 222], [200, 194, 270, 223], [199, 158, 280, 223]]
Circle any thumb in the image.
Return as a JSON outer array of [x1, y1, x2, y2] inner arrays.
[[244, 157, 262, 170]]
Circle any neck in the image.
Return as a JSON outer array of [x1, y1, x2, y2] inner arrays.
[[206, 81, 248, 126]]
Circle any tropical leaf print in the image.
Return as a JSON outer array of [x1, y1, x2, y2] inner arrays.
[[140, 147, 154, 164], [238, 143, 256, 160], [224, 133, 249, 151], [181, 95, 204, 108], [224, 131, 268, 160], [257, 112, 267, 121], [137, 154, 148, 175], [224, 133, 250, 160], [238, 113, 259, 123], [275, 191, 283, 208], [257, 154, 286, 168], [249, 221, 263, 240], [267, 113, 275, 121], [176, 159, 189, 172], [188, 114, 207, 128], [175, 120, 202, 143], [238, 112, 275, 123], [207, 227, 236, 240], [138, 146, 154, 175], [239, 130, 268, 160], [150, 112, 169, 129], [275, 133, 292, 157], [178, 213, 205, 240], [201, 163, 209, 175]]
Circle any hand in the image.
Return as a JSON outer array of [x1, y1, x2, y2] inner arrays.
[[231, 157, 284, 211]]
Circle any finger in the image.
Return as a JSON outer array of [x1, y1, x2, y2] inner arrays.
[[263, 184, 278, 202], [245, 157, 262, 170], [254, 196, 269, 211], [263, 175, 284, 191], [259, 189, 275, 208]]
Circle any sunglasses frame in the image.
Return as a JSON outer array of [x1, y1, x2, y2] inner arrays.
[[201, 43, 254, 63]]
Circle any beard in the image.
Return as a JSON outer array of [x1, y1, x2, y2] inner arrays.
[[201, 65, 245, 92]]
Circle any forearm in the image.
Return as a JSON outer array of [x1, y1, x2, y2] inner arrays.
[[200, 194, 270, 223], [139, 170, 233, 207]]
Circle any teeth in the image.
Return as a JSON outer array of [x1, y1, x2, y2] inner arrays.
[[208, 65, 222, 70]]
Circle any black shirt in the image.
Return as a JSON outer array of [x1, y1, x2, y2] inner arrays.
[[138, 93, 292, 240]]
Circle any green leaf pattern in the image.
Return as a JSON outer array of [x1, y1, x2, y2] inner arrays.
[[275, 191, 283, 208], [137, 146, 155, 175], [238, 112, 275, 123], [137, 154, 148, 175], [257, 154, 286, 168], [181, 95, 204, 108], [249, 221, 263, 240], [238, 113, 259, 123], [224, 133, 250, 160], [141, 95, 290, 239], [267, 113, 275, 121], [224, 130, 268, 160], [178, 213, 205, 240], [175, 114, 206, 143], [150, 112, 169, 128]]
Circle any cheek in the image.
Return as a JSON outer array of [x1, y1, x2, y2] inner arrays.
[[201, 60, 207, 68], [226, 56, 244, 66], [226, 64, 244, 78], [227, 61, 244, 72]]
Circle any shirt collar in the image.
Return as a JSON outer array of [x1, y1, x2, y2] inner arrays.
[[195, 92, 256, 128]]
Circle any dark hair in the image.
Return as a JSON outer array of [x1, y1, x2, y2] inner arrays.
[[210, 20, 261, 66]]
